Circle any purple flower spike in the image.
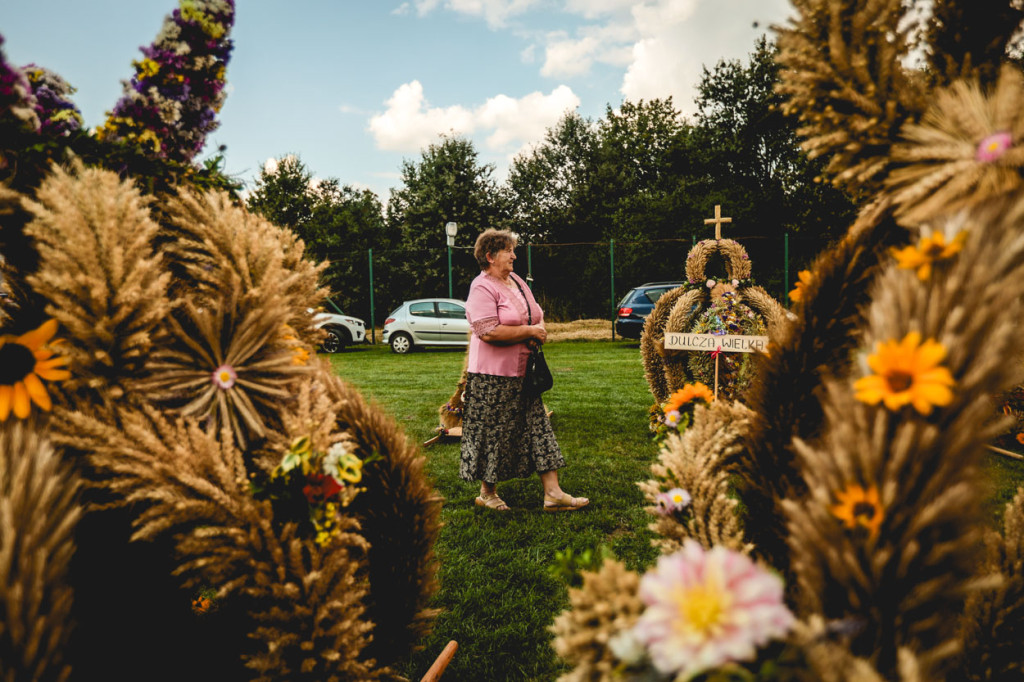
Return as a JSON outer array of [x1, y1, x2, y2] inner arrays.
[[98, 0, 236, 164]]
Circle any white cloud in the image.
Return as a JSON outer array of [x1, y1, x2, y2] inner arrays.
[[368, 80, 477, 151], [382, 0, 792, 157], [477, 85, 579, 149], [562, 0, 636, 19], [631, 0, 699, 33], [452, 0, 542, 27], [401, 0, 539, 27], [540, 23, 633, 78], [540, 31, 600, 78], [536, 0, 793, 115], [408, 0, 444, 16], [368, 81, 580, 155], [620, 36, 701, 108]]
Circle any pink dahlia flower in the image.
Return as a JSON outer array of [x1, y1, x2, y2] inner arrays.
[[976, 131, 1012, 162], [633, 540, 794, 679]]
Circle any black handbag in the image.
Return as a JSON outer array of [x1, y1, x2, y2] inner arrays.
[[525, 347, 553, 395], [513, 278, 553, 395]]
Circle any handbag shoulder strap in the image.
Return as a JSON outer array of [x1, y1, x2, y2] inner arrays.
[[512, 276, 532, 325]]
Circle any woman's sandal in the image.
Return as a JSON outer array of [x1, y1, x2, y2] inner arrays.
[[543, 491, 589, 512], [475, 492, 510, 511]]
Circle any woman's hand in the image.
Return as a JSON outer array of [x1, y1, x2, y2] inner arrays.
[[530, 324, 547, 344]]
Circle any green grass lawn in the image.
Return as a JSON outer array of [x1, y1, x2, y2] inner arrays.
[[326, 340, 1024, 682]]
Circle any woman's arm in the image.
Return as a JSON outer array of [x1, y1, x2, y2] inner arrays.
[[480, 323, 546, 345]]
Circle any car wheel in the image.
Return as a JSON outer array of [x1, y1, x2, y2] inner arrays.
[[390, 332, 413, 354], [322, 329, 347, 353]]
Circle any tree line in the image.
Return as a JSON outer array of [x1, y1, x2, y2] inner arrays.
[[245, 37, 857, 324]]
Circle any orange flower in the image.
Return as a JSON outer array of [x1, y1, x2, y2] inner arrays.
[[0, 319, 71, 421], [192, 596, 211, 614], [891, 230, 967, 281], [853, 332, 954, 416], [830, 484, 884, 539], [663, 382, 714, 413], [788, 270, 813, 303], [292, 346, 310, 366], [1016, 432, 1024, 446]]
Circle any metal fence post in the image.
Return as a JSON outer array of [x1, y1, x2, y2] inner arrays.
[[368, 248, 375, 344], [447, 244, 453, 299], [609, 239, 615, 340], [527, 243, 533, 289]]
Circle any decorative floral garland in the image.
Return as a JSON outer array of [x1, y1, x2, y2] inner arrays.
[[254, 436, 370, 547], [441, 401, 463, 417], [686, 292, 766, 401]]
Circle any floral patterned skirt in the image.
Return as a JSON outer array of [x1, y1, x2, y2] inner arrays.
[[459, 372, 565, 483]]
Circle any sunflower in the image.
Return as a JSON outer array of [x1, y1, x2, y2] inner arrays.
[[788, 270, 813, 303], [663, 382, 714, 413], [853, 332, 955, 416], [891, 230, 968, 281], [0, 319, 71, 421], [830, 484, 884, 539], [886, 66, 1024, 224]]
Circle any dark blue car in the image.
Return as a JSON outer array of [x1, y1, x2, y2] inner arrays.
[[614, 281, 685, 339]]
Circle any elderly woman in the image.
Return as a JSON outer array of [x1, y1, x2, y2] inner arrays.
[[460, 228, 589, 512]]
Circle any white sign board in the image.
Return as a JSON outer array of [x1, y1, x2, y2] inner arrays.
[[664, 332, 769, 354]]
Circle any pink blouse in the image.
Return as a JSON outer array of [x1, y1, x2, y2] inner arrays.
[[465, 271, 544, 377]]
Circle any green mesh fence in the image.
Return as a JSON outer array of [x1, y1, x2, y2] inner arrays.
[[320, 232, 833, 332]]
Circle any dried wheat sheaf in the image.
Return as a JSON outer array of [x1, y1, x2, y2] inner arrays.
[[22, 164, 171, 403], [785, 199, 1024, 678], [956, 486, 1024, 680], [0, 420, 81, 682], [549, 558, 644, 682], [638, 400, 754, 555], [52, 404, 385, 681], [775, 0, 926, 194]]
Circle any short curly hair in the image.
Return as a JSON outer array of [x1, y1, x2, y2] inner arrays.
[[473, 228, 519, 270]]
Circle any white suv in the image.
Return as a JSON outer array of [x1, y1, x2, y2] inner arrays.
[[312, 309, 366, 352]]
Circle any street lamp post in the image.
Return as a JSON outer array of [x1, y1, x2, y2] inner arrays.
[[445, 221, 458, 298]]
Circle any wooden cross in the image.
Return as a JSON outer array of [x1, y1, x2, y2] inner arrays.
[[704, 204, 732, 240]]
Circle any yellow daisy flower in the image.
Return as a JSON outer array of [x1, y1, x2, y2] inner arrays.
[[789, 270, 813, 303], [830, 484, 884, 539], [0, 319, 72, 421], [853, 331, 954, 415], [891, 230, 967, 281]]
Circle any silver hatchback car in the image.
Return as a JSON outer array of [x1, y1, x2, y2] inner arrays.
[[382, 298, 470, 354]]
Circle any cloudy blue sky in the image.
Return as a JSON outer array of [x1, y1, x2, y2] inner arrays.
[[2, 0, 793, 200]]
